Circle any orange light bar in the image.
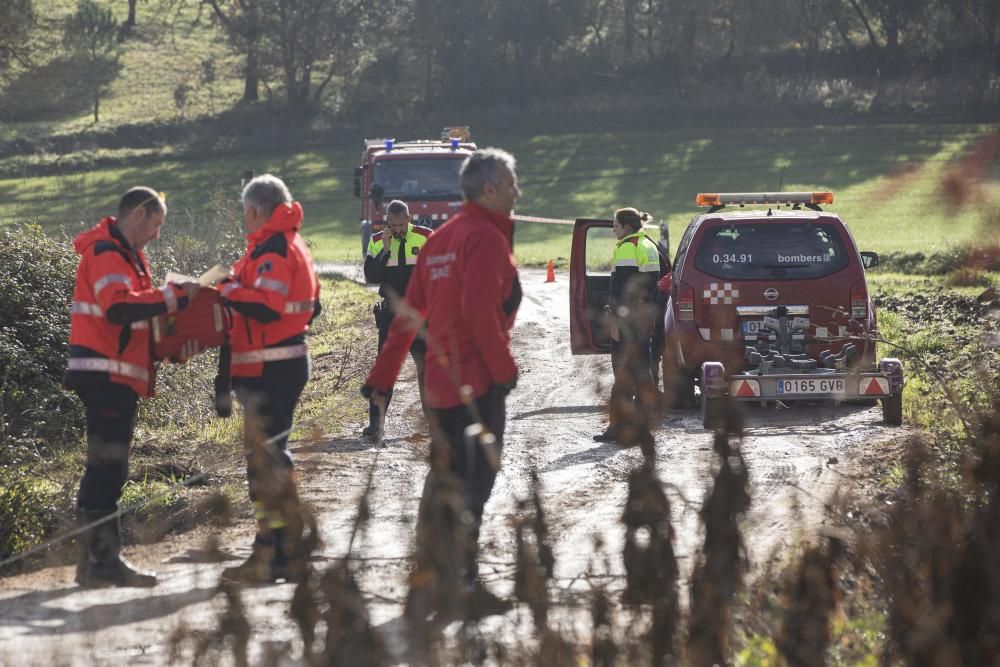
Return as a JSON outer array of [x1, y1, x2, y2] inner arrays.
[[695, 192, 835, 207]]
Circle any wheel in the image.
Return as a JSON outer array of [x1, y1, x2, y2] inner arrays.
[[671, 369, 696, 409], [702, 395, 723, 429], [882, 395, 902, 426]]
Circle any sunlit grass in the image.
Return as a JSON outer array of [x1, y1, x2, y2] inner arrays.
[[2, 124, 995, 266]]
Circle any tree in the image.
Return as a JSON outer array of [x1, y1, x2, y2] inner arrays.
[[0, 0, 35, 87], [204, 0, 262, 103], [63, 0, 120, 123], [259, 0, 367, 109], [119, 0, 139, 40]]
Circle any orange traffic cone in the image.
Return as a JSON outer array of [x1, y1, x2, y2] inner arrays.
[[545, 260, 555, 283]]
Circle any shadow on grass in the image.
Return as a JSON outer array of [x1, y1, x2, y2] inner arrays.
[[0, 56, 122, 123]]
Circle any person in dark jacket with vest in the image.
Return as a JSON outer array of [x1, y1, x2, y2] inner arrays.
[[362, 199, 432, 439], [218, 174, 321, 584], [594, 207, 661, 448], [362, 149, 521, 617], [65, 187, 199, 587]]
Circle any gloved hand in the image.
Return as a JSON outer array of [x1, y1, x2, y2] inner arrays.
[[361, 384, 391, 407], [215, 389, 233, 418], [498, 373, 518, 396], [657, 273, 673, 294]]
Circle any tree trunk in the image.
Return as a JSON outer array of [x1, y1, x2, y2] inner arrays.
[[242, 42, 260, 103], [118, 0, 137, 41], [93, 88, 100, 124], [623, 0, 635, 65]]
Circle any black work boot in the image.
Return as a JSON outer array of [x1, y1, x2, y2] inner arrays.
[[593, 426, 618, 443], [77, 510, 157, 588], [221, 534, 277, 584]]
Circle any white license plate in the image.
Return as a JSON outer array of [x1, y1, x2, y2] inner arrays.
[[776, 378, 845, 395], [742, 320, 766, 335]]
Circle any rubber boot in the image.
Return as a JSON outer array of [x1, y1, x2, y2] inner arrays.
[[77, 510, 157, 588], [362, 401, 380, 438], [221, 534, 276, 584], [460, 523, 510, 620], [362, 390, 392, 439]]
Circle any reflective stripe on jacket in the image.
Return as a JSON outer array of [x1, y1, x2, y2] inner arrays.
[[222, 202, 320, 378], [64, 217, 188, 397], [610, 230, 660, 307], [363, 223, 433, 302]]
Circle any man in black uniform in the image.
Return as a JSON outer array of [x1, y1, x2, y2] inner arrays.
[[362, 199, 432, 439]]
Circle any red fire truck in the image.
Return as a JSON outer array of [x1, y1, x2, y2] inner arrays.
[[353, 127, 476, 254]]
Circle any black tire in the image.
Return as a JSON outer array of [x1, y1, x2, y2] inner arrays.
[[671, 370, 696, 409], [882, 395, 902, 426], [702, 395, 723, 430]]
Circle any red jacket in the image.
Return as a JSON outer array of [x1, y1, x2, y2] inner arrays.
[[366, 201, 520, 409], [221, 202, 320, 378], [64, 218, 189, 397]]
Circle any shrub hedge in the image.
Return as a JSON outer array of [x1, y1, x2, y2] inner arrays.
[[0, 224, 83, 467]]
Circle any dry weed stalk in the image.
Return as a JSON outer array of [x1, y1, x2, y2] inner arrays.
[[405, 462, 471, 659], [874, 401, 1000, 665], [591, 580, 618, 667], [686, 415, 750, 666], [776, 534, 844, 666], [199, 579, 251, 666], [622, 461, 680, 665], [318, 561, 389, 666], [514, 470, 556, 631]]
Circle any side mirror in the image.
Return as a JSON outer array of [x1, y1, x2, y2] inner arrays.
[[860, 251, 879, 269], [369, 183, 384, 205], [353, 167, 362, 198]]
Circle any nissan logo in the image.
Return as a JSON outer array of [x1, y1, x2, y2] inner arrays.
[[763, 288, 779, 301]]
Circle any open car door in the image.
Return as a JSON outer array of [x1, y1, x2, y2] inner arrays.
[[569, 218, 615, 354]]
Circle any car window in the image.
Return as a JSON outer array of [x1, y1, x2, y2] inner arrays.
[[672, 221, 698, 275], [693, 222, 850, 279], [585, 225, 617, 275]]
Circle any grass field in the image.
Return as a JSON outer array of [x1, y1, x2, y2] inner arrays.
[[0, 123, 996, 267], [1, 4, 996, 268]]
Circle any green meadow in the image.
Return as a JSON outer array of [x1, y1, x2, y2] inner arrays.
[[0, 123, 996, 266]]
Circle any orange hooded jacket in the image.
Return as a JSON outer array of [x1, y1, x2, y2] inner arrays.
[[221, 202, 320, 378], [64, 218, 190, 397]]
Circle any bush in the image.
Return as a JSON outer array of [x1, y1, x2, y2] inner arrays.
[[0, 224, 83, 467], [0, 468, 66, 561]]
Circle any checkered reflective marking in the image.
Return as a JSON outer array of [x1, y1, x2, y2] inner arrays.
[[703, 282, 739, 305], [698, 328, 735, 341]]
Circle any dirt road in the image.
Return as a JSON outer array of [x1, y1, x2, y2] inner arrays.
[[0, 267, 901, 664]]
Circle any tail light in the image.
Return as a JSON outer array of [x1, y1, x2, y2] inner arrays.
[[850, 280, 868, 319], [677, 281, 695, 321]]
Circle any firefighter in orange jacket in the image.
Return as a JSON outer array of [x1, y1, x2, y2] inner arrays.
[[218, 174, 321, 584], [64, 187, 199, 587]]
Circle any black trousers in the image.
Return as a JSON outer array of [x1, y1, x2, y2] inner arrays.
[[76, 382, 138, 512], [234, 356, 309, 501], [426, 386, 506, 528], [610, 332, 655, 434], [369, 308, 427, 428]]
